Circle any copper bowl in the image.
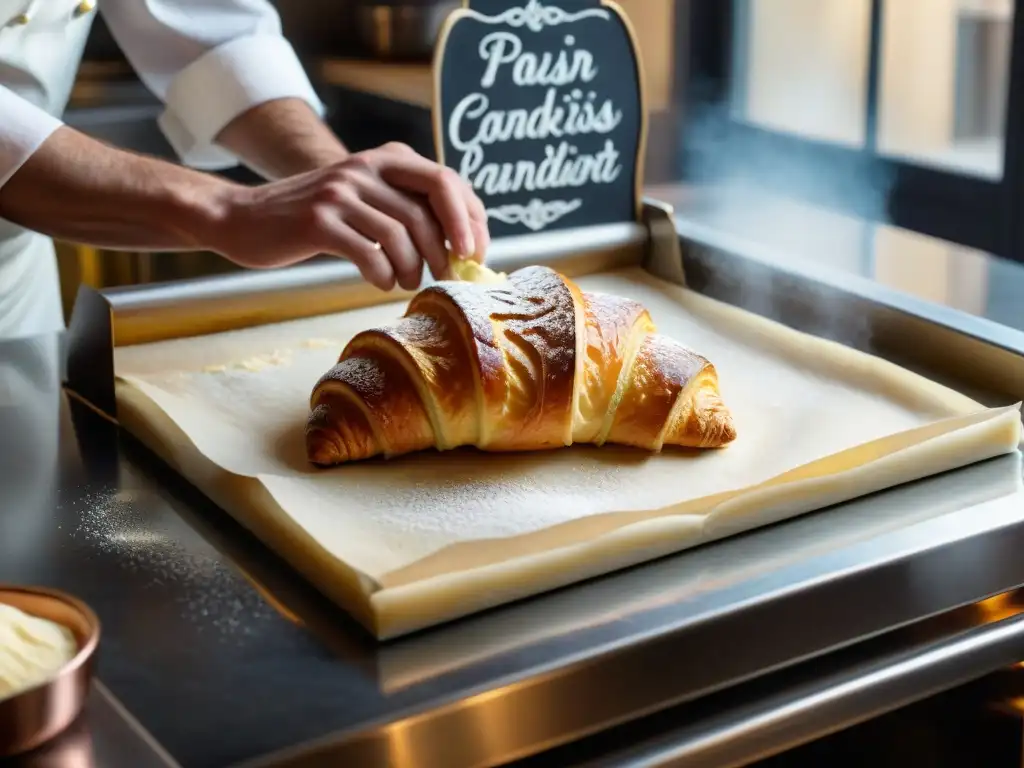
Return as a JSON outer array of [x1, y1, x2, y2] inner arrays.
[[0, 586, 100, 758]]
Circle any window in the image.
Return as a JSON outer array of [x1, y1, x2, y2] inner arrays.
[[879, 0, 1012, 179], [675, 0, 1023, 260]]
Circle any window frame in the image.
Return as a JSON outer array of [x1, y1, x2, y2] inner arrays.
[[673, 0, 1024, 261]]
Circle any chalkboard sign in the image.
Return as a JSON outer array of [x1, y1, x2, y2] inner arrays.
[[432, 0, 646, 239]]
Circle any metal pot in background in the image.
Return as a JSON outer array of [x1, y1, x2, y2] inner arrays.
[[80, 11, 126, 64], [353, 0, 459, 61], [275, 0, 355, 58]]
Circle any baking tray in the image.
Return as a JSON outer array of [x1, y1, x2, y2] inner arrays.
[[69, 198, 1022, 641]]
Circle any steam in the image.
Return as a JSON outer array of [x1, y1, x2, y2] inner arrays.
[[681, 92, 896, 221], [674, 92, 898, 353]]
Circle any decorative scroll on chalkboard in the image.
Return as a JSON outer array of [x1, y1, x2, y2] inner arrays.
[[432, 0, 646, 239]]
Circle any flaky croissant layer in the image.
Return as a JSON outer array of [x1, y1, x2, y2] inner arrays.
[[306, 264, 736, 466]]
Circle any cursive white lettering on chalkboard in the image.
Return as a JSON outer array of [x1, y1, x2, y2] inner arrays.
[[488, 199, 583, 231], [461, 138, 621, 197], [446, 1, 632, 231], [450, 87, 622, 158], [479, 31, 598, 88], [464, 0, 610, 33]]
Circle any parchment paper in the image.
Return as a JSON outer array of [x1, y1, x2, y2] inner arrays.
[[112, 268, 1023, 638]]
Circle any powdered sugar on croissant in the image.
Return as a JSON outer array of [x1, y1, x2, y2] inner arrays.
[[306, 261, 736, 466]]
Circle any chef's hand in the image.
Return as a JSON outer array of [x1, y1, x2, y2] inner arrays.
[[0, 124, 487, 291], [212, 142, 490, 291]]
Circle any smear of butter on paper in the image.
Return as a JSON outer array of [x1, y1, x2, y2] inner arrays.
[[301, 338, 342, 350], [202, 349, 294, 375]]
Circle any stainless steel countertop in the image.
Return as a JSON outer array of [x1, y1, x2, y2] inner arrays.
[[3, 230, 1024, 766]]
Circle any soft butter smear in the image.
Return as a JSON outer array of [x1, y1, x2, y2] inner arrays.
[[447, 255, 507, 284], [0, 604, 78, 700]]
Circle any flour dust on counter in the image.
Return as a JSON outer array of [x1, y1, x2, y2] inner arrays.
[[67, 485, 276, 639]]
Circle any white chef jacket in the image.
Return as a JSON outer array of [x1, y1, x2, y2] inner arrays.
[[0, 0, 325, 339]]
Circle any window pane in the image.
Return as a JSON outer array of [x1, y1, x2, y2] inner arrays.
[[878, 0, 1013, 178], [732, 0, 873, 147]]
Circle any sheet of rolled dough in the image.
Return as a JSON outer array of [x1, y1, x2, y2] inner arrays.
[[111, 267, 1023, 639]]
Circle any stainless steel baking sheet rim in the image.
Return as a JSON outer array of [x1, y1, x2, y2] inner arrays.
[[114, 385, 1020, 639]]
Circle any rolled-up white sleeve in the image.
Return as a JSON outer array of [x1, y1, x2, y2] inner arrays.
[[0, 86, 63, 189], [100, 0, 326, 170]]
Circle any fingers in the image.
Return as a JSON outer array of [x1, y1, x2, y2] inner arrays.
[[358, 181, 449, 281], [464, 187, 490, 262], [306, 144, 492, 291], [376, 146, 478, 259], [342, 199, 424, 291], [311, 207, 397, 291]]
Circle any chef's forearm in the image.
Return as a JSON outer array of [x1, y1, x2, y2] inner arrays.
[[0, 126, 235, 252], [215, 97, 350, 181]]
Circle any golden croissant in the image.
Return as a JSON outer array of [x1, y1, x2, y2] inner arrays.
[[306, 260, 736, 466]]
